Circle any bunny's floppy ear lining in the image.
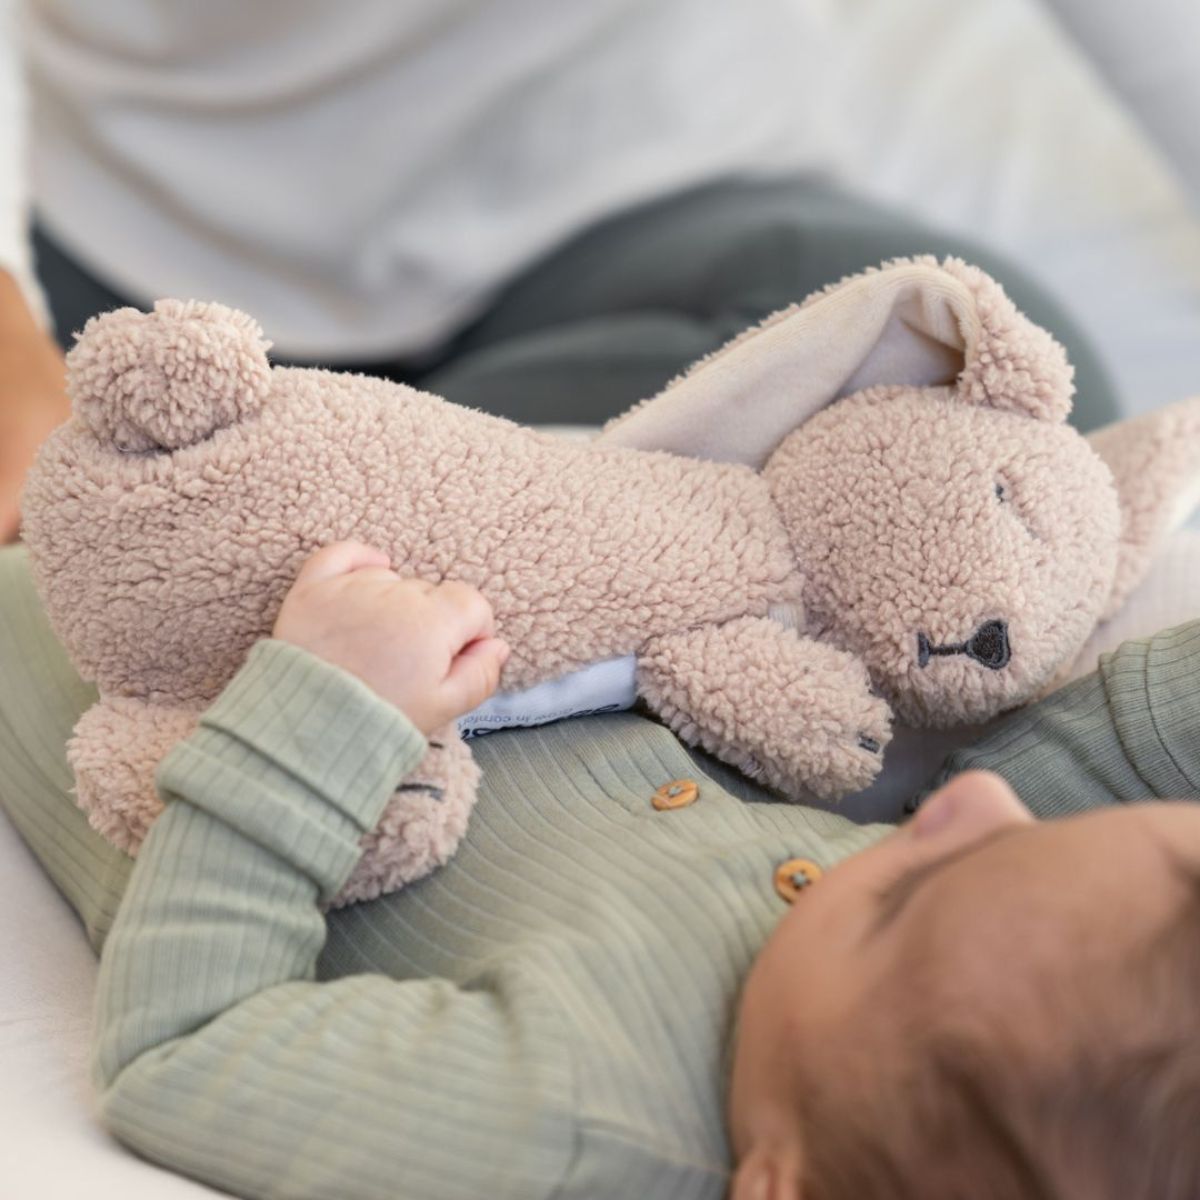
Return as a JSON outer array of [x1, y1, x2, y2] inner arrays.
[[1088, 397, 1200, 622], [67, 299, 274, 453], [599, 256, 1075, 467]]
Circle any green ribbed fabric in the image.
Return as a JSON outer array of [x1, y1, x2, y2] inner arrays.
[[0, 546, 127, 948], [930, 621, 1200, 814]]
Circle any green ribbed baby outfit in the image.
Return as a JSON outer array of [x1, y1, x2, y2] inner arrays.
[[1, 544, 1198, 1199], [91, 641, 889, 1199]]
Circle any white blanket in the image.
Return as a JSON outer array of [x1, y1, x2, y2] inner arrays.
[[0, 812, 229, 1198]]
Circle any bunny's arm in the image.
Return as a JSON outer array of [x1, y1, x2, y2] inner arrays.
[[637, 617, 892, 802]]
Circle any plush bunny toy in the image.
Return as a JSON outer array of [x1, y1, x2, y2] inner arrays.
[[22, 257, 1200, 906]]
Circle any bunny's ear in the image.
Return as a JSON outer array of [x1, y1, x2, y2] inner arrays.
[[1088, 397, 1200, 620], [68, 299, 273, 453], [600, 256, 1074, 467]]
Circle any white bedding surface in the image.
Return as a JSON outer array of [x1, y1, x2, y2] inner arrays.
[[0, 809, 230, 1199]]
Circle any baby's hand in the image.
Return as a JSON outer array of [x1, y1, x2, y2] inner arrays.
[[273, 541, 509, 734]]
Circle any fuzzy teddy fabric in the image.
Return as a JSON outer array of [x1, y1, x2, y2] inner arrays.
[[22, 259, 1200, 905]]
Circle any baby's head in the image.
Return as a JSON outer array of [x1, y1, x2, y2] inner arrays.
[[730, 775, 1200, 1198]]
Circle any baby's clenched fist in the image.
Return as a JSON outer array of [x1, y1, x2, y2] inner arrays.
[[273, 541, 509, 733]]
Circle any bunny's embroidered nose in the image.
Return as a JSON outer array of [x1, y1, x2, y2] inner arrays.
[[917, 620, 1011, 670], [965, 620, 1011, 669]]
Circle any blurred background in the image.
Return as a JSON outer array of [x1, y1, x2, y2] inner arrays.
[[807, 0, 1200, 418], [2, 0, 1199, 539]]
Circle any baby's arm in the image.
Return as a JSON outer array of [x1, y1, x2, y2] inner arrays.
[[91, 546, 572, 1198], [927, 619, 1200, 816]]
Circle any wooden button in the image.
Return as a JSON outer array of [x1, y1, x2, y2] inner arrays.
[[652, 779, 699, 811], [774, 857, 824, 903]]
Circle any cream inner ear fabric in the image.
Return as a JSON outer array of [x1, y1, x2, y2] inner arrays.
[[602, 263, 981, 467]]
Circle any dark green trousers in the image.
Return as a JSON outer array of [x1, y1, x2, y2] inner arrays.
[[35, 175, 1120, 431]]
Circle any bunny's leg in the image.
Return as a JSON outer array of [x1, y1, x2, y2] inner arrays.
[[70, 698, 200, 852], [638, 617, 892, 802], [71, 699, 480, 906], [334, 728, 481, 907]]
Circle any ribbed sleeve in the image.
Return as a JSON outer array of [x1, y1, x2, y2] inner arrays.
[[159, 639, 427, 903], [1103, 621, 1200, 797], [90, 640, 575, 1200], [930, 619, 1200, 815]]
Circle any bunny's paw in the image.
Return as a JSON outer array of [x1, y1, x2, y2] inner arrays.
[[638, 617, 892, 803]]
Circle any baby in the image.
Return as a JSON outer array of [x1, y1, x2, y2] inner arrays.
[[730, 774, 1200, 1198], [72, 541, 1200, 1200]]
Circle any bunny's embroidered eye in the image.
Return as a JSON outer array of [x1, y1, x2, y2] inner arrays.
[[996, 478, 1041, 540]]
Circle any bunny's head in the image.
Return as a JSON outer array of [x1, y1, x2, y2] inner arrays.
[[765, 385, 1117, 726], [604, 258, 1200, 727]]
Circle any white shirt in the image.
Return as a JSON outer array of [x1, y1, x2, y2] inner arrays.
[[4, 0, 834, 357], [2, 1, 1198, 361]]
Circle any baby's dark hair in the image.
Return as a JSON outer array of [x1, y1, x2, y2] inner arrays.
[[798, 873, 1200, 1199]]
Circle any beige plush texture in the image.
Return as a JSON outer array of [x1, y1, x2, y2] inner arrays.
[[1088, 402, 1200, 620], [22, 258, 1200, 904], [638, 616, 891, 798], [764, 385, 1117, 727], [69, 300, 275, 453]]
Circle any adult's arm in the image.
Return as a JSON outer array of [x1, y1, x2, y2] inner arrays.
[[0, 0, 35, 295], [0, 0, 68, 542], [0, 269, 68, 542], [930, 620, 1200, 816], [92, 638, 573, 1200], [1040, 0, 1200, 210]]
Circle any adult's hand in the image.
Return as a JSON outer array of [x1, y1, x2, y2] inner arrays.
[[0, 271, 69, 543]]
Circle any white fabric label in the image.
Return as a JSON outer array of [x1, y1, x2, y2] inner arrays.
[[458, 655, 639, 738]]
